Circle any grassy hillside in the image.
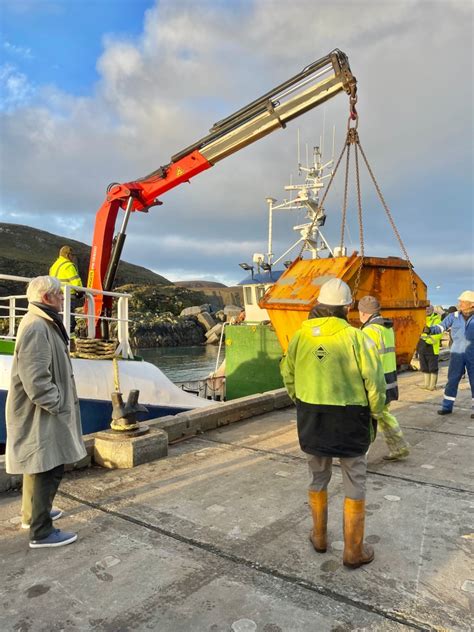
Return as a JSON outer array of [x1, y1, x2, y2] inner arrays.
[[0, 223, 243, 326], [0, 223, 169, 295]]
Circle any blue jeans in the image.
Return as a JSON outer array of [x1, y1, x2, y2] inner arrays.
[[441, 351, 474, 412]]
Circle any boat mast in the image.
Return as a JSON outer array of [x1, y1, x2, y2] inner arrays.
[[262, 132, 335, 268]]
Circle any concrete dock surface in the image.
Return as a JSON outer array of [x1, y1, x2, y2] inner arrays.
[[1, 364, 473, 632]]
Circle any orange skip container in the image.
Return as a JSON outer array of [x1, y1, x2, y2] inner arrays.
[[259, 253, 428, 366]]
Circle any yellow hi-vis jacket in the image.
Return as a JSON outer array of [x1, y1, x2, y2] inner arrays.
[[420, 313, 442, 355], [49, 256, 82, 295], [281, 317, 386, 457], [361, 316, 398, 404]]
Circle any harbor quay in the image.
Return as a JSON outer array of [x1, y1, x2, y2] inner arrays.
[[0, 364, 472, 632]]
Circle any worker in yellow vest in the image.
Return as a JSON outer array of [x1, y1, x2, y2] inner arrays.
[[49, 246, 83, 332], [358, 296, 410, 461], [281, 279, 386, 569], [417, 305, 442, 390]]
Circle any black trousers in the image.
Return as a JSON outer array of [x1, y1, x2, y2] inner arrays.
[[417, 340, 439, 373], [22, 465, 64, 540]]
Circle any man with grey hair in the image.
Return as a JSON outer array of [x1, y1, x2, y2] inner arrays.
[[6, 276, 86, 548]]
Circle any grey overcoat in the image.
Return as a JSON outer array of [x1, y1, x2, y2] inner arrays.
[[6, 303, 86, 474]]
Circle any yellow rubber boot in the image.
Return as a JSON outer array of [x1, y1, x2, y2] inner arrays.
[[419, 373, 430, 389], [343, 498, 374, 569], [308, 490, 327, 553]]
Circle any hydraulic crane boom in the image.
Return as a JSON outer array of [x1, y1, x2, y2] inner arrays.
[[87, 49, 356, 335]]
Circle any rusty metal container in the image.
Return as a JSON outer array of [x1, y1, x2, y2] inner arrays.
[[259, 253, 428, 366]]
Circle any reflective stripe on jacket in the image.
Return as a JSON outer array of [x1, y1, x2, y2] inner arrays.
[[420, 313, 442, 355], [280, 316, 386, 458], [49, 256, 82, 295], [362, 316, 399, 404]]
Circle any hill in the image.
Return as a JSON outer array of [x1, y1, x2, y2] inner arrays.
[[0, 223, 170, 295], [174, 280, 243, 310], [174, 280, 227, 289]]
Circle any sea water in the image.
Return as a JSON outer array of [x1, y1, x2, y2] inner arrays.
[[138, 345, 224, 383]]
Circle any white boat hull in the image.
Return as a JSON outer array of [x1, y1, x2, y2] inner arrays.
[[0, 355, 217, 443]]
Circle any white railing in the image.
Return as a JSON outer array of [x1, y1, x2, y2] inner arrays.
[[0, 274, 133, 359]]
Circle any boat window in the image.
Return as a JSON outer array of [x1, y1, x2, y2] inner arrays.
[[244, 286, 254, 305], [256, 285, 266, 302]]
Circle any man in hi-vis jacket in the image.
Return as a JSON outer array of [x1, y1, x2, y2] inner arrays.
[[281, 278, 385, 569]]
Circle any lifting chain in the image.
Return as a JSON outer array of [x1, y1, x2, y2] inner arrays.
[[299, 92, 418, 307], [351, 132, 365, 303], [356, 140, 419, 307]]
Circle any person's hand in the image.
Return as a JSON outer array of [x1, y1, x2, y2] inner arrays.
[[423, 326, 430, 334]]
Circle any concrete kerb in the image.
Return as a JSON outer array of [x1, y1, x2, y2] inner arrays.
[[0, 456, 21, 492], [0, 435, 95, 492], [147, 389, 292, 441]]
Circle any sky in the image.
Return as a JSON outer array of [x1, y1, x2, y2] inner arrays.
[[0, 0, 472, 306]]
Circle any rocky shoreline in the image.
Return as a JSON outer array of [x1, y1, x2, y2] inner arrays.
[[128, 304, 243, 348]]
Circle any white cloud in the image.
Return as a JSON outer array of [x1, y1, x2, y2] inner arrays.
[[3, 41, 34, 60], [0, 63, 35, 110], [0, 0, 472, 300]]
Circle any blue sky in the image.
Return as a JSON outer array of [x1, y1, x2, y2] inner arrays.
[[1, 0, 154, 101], [0, 0, 472, 306]]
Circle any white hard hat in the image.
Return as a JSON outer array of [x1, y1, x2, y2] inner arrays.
[[458, 290, 474, 302], [318, 278, 352, 306]]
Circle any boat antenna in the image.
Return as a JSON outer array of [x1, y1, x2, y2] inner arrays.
[[297, 128, 301, 172]]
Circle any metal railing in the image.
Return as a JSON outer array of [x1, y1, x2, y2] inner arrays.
[[0, 274, 133, 358]]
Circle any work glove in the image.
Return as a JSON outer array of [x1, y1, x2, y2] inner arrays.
[[423, 326, 431, 334]]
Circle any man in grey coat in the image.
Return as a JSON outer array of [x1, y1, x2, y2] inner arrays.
[[6, 276, 86, 548]]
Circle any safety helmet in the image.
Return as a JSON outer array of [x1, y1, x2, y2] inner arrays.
[[458, 290, 474, 302], [317, 278, 352, 306]]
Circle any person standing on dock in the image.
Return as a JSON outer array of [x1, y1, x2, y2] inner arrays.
[[280, 279, 386, 569], [417, 304, 442, 391], [424, 290, 474, 417], [5, 276, 86, 548], [358, 296, 410, 461]]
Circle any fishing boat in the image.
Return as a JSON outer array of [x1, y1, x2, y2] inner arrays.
[[225, 129, 428, 398], [237, 140, 337, 323], [0, 274, 216, 449], [225, 140, 340, 398]]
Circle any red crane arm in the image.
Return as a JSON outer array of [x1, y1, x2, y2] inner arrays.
[[87, 150, 211, 302], [86, 49, 357, 334]]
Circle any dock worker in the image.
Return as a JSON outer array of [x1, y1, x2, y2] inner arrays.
[[5, 276, 86, 548], [417, 304, 442, 391], [358, 296, 410, 461], [280, 279, 386, 569], [424, 290, 474, 417], [49, 246, 83, 332]]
